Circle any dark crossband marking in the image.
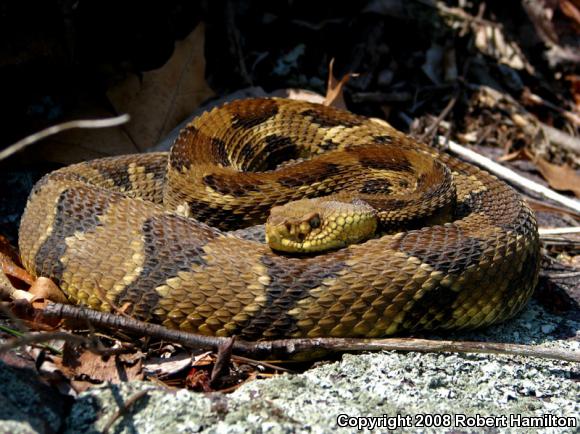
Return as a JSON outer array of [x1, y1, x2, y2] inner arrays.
[[359, 155, 413, 172], [115, 214, 218, 319], [186, 199, 265, 229], [240, 255, 349, 339], [210, 137, 230, 166], [360, 179, 392, 194], [300, 108, 364, 128], [396, 228, 486, 275], [259, 135, 301, 170], [34, 186, 112, 282], [278, 162, 341, 188], [202, 173, 261, 197], [231, 99, 279, 129]]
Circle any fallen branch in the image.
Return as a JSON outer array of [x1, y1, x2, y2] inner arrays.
[[0, 114, 130, 161], [40, 303, 580, 363], [244, 338, 580, 364], [439, 137, 580, 213]]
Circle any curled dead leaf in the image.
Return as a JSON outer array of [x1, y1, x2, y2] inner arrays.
[[28, 277, 69, 305], [107, 23, 214, 151], [323, 58, 358, 109], [525, 149, 580, 197]]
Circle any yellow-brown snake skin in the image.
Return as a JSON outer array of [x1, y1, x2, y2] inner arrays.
[[19, 98, 540, 340]]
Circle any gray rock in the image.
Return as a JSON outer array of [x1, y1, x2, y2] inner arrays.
[[0, 359, 70, 434], [64, 301, 579, 434]]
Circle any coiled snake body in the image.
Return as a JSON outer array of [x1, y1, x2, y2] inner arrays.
[[19, 99, 540, 340]]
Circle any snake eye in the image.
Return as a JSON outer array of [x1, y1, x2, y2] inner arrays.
[[308, 214, 321, 229]]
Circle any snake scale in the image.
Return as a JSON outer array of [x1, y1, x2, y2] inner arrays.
[[19, 98, 540, 340]]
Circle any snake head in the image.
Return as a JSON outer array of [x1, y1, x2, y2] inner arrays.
[[265, 197, 377, 253]]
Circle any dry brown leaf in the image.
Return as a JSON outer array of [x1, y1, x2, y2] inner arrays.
[[0, 270, 18, 300], [185, 367, 213, 392], [108, 23, 214, 151], [323, 58, 357, 109], [27, 277, 69, 306], [526, 150, 580, 197], [60, 349, 144, 390], [559, 0, 580, 29], [0, 234, 33, 293]]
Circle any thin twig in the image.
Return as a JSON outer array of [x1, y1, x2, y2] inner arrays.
[[0, 301, 29, 334], [0, 323, 42, 354], [40, 303, 580, 363], [439, 137, 580, 213], [418, 95, 458, 143], [539, 227, 580, 236], [523, 90, 580, 127], [540, 237, 580, 247], [0, 331, 87, 355], [526, 198, 580, 219], [102, 390, 149, 434], [231, 355, 295, 373], [540, 271, 580, 279], [0, 328, 135, 357], [415, 0, 501, 27], [92, 277, 136, 321], [0, 114, 130, 161]]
